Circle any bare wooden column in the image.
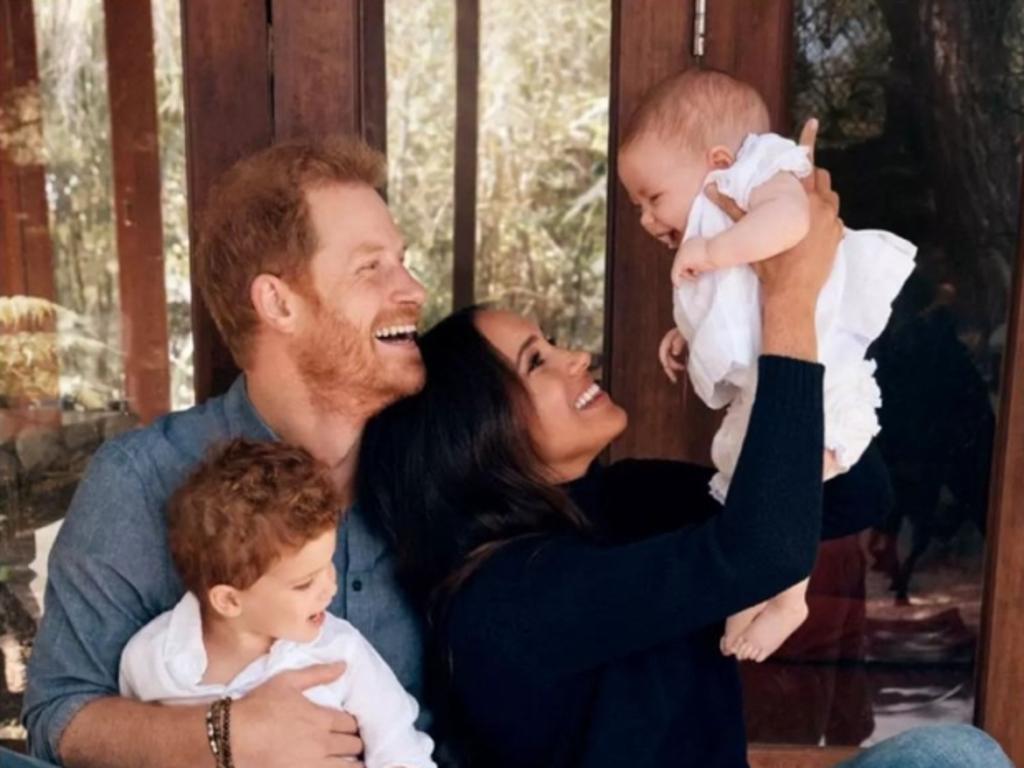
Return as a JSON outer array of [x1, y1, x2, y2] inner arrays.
[[0, 0, 55, 300], [181, 0, 387, 402], [103, 0, 171, 422], [977, 159, 1024, 765]]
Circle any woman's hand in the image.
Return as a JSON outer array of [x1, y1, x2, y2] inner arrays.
[[705, 118, 842, 361]]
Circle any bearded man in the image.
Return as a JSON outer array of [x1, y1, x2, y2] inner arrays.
[[23, 137, 422, 768]]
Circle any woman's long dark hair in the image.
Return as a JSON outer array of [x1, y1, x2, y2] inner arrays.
[[357, 305, 590, 618]]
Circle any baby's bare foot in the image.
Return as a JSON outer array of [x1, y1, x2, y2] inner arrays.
[[734, 600, 809, 663], [721, 603, 765, 657]]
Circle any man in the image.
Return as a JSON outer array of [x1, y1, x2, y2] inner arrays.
[[23, 136, 422, 767]]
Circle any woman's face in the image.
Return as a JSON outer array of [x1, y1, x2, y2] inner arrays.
[[475, 310, 628, 482]]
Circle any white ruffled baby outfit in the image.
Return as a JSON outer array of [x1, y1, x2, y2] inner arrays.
[[673, 132, 916, 501]]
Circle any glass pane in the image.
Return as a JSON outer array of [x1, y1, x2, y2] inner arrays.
[[385, 0, 457, 330], [742, 0, 1022, 746], [477, 0, 610, 355], [0, 0, 187, 746]]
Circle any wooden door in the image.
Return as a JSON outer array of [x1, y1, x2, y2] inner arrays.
[[607, 1, 1024, 765]]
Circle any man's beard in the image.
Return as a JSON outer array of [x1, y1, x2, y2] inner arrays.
[[293, 304, 424, 419]]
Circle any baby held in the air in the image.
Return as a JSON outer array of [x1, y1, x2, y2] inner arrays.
[[618, 68, 915, 663]]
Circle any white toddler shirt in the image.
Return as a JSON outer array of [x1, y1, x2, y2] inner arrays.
[[673, 132, 916, 501], [119, 592, 436, 768]]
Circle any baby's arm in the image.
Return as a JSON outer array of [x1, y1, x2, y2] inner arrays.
[[708, 171, 811, 268], [674, 172, 811, 284]]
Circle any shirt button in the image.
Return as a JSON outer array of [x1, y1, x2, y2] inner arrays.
[[352, 579, 363, 592]]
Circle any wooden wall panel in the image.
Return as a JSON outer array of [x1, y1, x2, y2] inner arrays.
[[976, 161, 1024, 765], [103, 0, 171, 422], [0, 0, 55, 300]]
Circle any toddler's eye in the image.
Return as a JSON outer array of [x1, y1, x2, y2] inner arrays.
[[294, 580, 314, 591]]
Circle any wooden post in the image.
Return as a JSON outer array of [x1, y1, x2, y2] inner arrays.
[[103, 0, 171, 423], [0, 0, 55, 301], [976, 159, 1024, 765], [181, 0, 387, 402], [452, 0, 479, 310]]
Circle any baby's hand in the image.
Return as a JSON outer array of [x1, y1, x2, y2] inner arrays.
[[671, 237, 714, 286], [658, 328, 687, 383]]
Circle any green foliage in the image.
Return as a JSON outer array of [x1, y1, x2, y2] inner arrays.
[[386, 0, 611, 352]]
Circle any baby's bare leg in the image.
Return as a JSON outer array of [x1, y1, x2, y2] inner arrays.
[[733, 579, 809, 663], [721, 601, 767, 657]]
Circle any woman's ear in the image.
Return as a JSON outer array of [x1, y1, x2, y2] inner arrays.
[[251, 274, 303, 334], [207, 584, 243, 619], [708, 145, 735, 169]]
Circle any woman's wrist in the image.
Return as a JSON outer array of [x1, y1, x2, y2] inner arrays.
[[762, 291, 818, 362]]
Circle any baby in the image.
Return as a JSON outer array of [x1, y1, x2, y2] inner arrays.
[[119, 438, 436, 768], [617, 69, 915, 662]]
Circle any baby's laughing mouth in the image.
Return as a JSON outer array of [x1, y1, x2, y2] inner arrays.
[[658, 229, 682, 249]]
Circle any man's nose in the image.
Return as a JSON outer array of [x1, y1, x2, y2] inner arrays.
[[395, 263, 427, 308]]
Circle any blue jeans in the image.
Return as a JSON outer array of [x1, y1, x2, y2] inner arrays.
[[838, 725, 1013, 767]]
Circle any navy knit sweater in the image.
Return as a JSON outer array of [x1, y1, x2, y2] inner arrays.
[[438, 356, 891, 768]]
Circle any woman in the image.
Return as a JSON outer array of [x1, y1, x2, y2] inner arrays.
[[358, 174, 1008, 767]]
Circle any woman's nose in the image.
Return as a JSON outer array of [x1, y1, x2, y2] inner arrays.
[[569, 349, 591, 373]]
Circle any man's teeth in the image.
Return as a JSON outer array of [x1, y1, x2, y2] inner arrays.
[[374, 324, 418, 341], [574, 383, 601, 410]]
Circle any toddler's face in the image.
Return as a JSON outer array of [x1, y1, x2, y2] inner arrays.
[[618, 133, 709, 249], [234, 528, 339, 644]]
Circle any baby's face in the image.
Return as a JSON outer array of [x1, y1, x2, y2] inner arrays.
[[234, 528, 339, 644], [618, 133, 709, 249]]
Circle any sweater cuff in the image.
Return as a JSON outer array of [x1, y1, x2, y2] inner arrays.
[[754, 354, 825, 436]]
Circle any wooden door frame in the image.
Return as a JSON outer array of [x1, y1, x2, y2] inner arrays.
[[606, 0, 1024, 765]]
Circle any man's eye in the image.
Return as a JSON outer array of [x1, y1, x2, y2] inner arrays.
[[359, 260, 380, 273]]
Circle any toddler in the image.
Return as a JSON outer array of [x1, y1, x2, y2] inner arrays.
[[617, 68, 915, 662], [119, 438, 436, 768]]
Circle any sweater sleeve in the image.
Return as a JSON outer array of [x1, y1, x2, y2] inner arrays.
[[446, 356, 824, 680], [594, 441, 891, 543]]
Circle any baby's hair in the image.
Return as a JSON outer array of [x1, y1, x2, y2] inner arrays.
[[167, 438, 341, 604], [620, 68, 771, 155]]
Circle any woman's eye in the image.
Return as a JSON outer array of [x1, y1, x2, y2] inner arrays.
[[527, 351, 544, 373]]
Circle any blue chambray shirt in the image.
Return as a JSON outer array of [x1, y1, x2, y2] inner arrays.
[[21, 377, 426, 765]]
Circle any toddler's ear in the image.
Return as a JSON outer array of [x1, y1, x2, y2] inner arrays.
[[708, 145, 734, 169]]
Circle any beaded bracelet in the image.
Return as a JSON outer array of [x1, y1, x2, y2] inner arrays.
[[205, 697, 234, 768]]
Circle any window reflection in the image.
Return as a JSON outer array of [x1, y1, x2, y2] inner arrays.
[[743, 0, 1022, 745]]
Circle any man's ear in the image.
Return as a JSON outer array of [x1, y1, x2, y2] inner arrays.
[[207, 584, 243, 619], [707, 145, 735, 169], [251, 274, 303, 334]]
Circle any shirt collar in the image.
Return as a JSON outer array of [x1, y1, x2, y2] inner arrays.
[[223, 375, 278, 442]]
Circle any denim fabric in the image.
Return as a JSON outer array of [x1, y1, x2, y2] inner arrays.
[[838, 725, 1013, 768], [21, 377, 425, 765]]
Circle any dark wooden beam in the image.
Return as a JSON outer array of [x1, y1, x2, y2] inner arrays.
[[272, 0, 361, 140], [453, 0, 479, 310], [0, 0, 55, 300], [359, 0, 387, 156], [976, 155, 1024, 765], [103, 0, 171, 423], [180, 0, 273, 401]]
